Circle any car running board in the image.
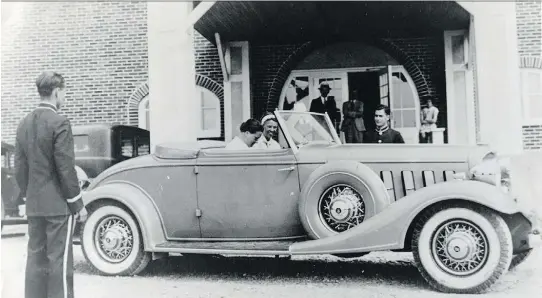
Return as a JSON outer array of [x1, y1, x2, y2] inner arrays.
[[154, 240, 299, 255]]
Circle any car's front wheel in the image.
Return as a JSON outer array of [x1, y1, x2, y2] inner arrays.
[[81, 204, 151, 276], [412, 204, 513, 294]]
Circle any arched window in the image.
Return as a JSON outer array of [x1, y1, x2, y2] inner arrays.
[[520, 68, 542, 124], [198, 86, 221, 138], [137, 87, 221, 138], [138, 96, 150, 131]]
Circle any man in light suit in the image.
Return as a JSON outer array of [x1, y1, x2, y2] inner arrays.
[[340, 90, 366, 143]]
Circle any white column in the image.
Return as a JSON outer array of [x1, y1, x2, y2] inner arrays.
[[147, 2, 199, 151], [459, 2, 523, 155]]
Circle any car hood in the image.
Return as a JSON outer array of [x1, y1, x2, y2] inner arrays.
[[295, 143, 491, 166]]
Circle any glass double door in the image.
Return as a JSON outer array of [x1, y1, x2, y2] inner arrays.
[[283, 67, 420, 143], [379, 66, 421, 144]]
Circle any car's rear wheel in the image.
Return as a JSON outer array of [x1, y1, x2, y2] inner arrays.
[[81, 205, 151, 276], [298, 161, 391, 240], [412, 204, 513, 294]]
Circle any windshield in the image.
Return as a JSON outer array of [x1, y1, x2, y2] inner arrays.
[[275, 111, 340, 148]]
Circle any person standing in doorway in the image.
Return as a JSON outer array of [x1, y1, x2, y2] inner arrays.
[[15, 71, 87, 298], [364, 104, 405, 144], [340, 90, 366, 143], [420, 99, 439, 143], [309, 82, 339, 131]]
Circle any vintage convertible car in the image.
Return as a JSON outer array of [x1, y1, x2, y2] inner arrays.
[[79, 111, 540, 294]]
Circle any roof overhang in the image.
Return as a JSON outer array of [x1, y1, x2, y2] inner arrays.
[[194, 1, 471, 45]]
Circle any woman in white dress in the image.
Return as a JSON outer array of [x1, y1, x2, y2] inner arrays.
[[225, 118, 264, 149]]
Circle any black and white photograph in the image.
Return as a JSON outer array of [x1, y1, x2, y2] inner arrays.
[[1, 1, 542, 297]]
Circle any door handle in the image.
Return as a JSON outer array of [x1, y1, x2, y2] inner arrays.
[[278, 166, 296, 172]]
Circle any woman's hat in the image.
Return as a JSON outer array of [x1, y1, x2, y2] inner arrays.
[[261, 114, 277, 124]]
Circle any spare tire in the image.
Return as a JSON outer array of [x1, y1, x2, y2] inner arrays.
[[298, 161, 391, 239]]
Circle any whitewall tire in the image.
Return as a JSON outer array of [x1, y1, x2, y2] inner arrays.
[[412, 205, 513, 294], [81, 205, 151, 276]]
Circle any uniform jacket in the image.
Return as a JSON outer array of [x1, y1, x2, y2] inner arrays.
[[15, 102, 83, 216], [364, 127, 405, 144], [340, 100, 366, 132], [309, 96, 339, 127]]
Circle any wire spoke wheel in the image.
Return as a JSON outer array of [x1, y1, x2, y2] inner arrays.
[[412, 205, 513, 294], [94, 215, 134, 263], [318, 184, 365, 233], [432, 220, 489, 276]]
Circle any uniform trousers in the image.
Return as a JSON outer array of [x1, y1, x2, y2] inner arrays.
[[26, 215, 75, 298]]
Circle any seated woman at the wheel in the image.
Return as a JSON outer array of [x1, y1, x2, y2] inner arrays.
[[225, 118, 263, 149], [253, 113, 281, 150]]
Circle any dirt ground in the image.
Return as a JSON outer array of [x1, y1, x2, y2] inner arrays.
[[2, 225, 541, 298]]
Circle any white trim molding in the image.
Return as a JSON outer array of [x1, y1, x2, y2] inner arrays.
[[444, 29, 475, 145], [224, 41, 251, 141]]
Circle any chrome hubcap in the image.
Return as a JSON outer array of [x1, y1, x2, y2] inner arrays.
[[94, 216, 134, 263], [319, 184, 365, 233], [432, 220, 488, 276]]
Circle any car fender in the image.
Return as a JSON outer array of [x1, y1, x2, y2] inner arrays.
[[298, 160, 392, 239], [82, 181, 166, 250], [289, 179, 522, 255]]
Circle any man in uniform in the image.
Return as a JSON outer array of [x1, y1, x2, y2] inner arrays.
[[254, 114, 281, 149], [364, 104, 405, 144], [15, 71, 87, 298]]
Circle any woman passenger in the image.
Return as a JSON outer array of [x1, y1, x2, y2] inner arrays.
[[225, 119, 263, 149]]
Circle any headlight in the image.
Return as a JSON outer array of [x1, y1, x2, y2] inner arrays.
[[469, 151, 511, 193]]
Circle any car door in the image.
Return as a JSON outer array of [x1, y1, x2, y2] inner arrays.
[[196, 148, 305, 239]]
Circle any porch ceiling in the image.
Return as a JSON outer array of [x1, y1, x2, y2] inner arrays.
[[194, 1, 471, 44]]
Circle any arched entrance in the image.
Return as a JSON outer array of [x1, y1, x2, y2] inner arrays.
[[277, 42, 422, 144]]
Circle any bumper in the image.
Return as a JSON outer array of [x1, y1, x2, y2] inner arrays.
[[527, 230, 541, 249]]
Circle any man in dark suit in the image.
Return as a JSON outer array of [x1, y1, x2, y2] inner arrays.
[[15, 71, 87, 298], [340, 90, 366, 143], [364, 104, 405, 144], [309, 82, 339, 131]]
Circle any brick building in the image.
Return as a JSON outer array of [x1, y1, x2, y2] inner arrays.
[[1, 1, 540, 152]]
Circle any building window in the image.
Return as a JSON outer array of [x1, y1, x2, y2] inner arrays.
[[198, 87, 221, 138], [138, 96, 150, 131], [137, 87, 221, 138], [521, 69, 542, 124]]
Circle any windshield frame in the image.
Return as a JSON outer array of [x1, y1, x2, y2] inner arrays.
[[273, 110, 342, 152]]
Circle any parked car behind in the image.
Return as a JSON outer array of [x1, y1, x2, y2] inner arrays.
[[73, 124, 150, 188], [1, 141, 25, 229], [2, 124, 150, 230]]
